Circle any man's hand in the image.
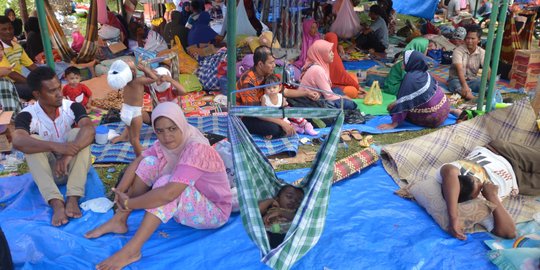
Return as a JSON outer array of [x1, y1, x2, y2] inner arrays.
[[448, 219, 467, 240], [53, 142, 80, 156], [279, 120, 296, 137], [0, 66, 13, 77], [482, 183, 499, 201], [54, 155, 73, 177], [461, 85, 474, 100]]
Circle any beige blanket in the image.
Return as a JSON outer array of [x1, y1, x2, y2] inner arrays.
[[381, 98, 540, 224]]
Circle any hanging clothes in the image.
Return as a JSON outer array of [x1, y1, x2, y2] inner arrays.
[[329, 0, 361, 39]]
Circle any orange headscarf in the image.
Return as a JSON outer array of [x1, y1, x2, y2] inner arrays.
[[324, 32, 360, 91]]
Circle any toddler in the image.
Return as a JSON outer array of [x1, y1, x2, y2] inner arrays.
[[259, 184, 305, 248], [62, 67, 93, 109], [260, 75, 318, 136], [107, 59, 158, 156]]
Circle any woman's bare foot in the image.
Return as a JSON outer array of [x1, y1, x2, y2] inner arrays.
[[96, 245, 142, 270], [65, 196, 82, 218], [50, 199, 69, 226], [85, 217, 128, 239], [264, 135, 273, 140]]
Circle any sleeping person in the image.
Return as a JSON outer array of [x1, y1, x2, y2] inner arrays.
[[438, 140, 540, 240], [259, 184, 304, 248]]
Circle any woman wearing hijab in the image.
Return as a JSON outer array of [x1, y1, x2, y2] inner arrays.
[[163, 10, 189, 48], [293, 19, 321, 69], [187, 0, 218, 46], [4, 9, 23, 39], [298, 40, 357, 110], [324, 32, 366, 99], [86, 102, 232, 269], [378, 50, 450, 130], [23, 17, 43, 61], [381, 37, 429, 95]]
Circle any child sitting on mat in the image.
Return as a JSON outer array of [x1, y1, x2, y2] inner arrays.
[[62, 66, 93, 111], [260, 75, 318, 136], [259, 184, 304, 248], [107, 59, 158, 156]]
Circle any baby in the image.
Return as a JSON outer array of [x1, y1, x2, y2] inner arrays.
[[107, 59, 158, 156], [259, 184, 304, 248], [111, 66, 187, 145], [260, 75, 318, 136], [62, 66, 93, 110]]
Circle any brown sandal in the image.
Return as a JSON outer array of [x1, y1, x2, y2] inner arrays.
[[349, 130, 363, 141], [340, 131, 352, 142]]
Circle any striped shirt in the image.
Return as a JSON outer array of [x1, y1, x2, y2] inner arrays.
[[449, 45, 485, 81], [0, 40, 34, 79]]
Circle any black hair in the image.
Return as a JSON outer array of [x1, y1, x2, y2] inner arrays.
[[0, 16, 10, 25], [465, 24, 482, 39], [369, 5, 384, 17], [262, 74, 280, 85], [27, 66, 57, 92], [24, 17, 40, 33], [457, 175, 476, 203], [253, 45, 272, 67], [277, 184, 304, 198], [4, 8, 14, 17], [190, 0, 203, 13], [64, 66, 81, 77]]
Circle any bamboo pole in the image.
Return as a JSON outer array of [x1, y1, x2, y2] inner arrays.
[[227, 0, 238, 107], [477, 0, 500, 109], [485, 0, 509, 112], [35, 0, 55, 70]]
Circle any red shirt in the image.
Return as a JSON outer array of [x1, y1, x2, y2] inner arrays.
[[155, 87, 179, 104], [62, 83, 92, 107]]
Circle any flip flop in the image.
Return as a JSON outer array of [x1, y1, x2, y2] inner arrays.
[[340, 131, 352, 142], [349, 129, 363, 141], [359, 135, 374, 147]]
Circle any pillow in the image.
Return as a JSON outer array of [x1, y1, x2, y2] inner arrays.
[[178, 74, 203, 93], [407, 177, 496, 233], [488, 248, 540, 270]]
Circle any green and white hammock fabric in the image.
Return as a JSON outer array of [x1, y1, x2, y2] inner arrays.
[[228, 106, 344, 270]]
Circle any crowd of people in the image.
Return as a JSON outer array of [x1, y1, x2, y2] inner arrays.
[[2, 0, 539, 268]]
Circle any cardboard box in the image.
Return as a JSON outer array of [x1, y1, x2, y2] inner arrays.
[[533, 83, 540, 115], [513, 63, 540, 74], [108, 42, 127, 54], [510, 70, 539, 85], [513, 50, 540, 66], [0, 134, 10, 152]]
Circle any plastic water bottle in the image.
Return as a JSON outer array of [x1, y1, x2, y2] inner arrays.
[[285, 65, 296, 84]]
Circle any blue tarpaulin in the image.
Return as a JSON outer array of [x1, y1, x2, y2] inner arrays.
[[1, 163, 496, 269], [394, 0, 439, 20]]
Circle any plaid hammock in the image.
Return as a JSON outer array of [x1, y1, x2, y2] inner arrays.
[[228, 106, 344, 270]]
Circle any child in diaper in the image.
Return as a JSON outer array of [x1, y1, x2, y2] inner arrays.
[[260, 75, 318, 136], [111, 66, 188, 145], [62, 66, 93, 111], [107, 59, 159, 156]]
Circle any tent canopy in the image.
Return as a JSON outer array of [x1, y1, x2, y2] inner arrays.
[[393, 0, 439, 20]]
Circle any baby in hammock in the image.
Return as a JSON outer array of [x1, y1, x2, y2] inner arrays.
[[260, 75, 318, 136], [259, 184, 304, 248]]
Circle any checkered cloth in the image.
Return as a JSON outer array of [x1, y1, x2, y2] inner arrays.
[[91, 115, 299, 163], [381, 98, 540, 225], [228, 106, 343, 270], [430, 65, 520, 93], [0, 79, 21, 117], [196, 50, 226, 91]]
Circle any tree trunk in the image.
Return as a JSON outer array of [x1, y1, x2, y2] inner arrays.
[[19, 0, 29, 23]]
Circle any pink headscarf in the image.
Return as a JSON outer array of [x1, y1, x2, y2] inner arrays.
[[304, 40, 333, 76], [151, 102, 209, 174], [294, 18, 321, 68]]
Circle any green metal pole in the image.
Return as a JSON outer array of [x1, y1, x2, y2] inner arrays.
[[226, 0, 238, 107], [35, 0, 55, 70], [485, 0, 509, 112], [477, 0, 500, 110]]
